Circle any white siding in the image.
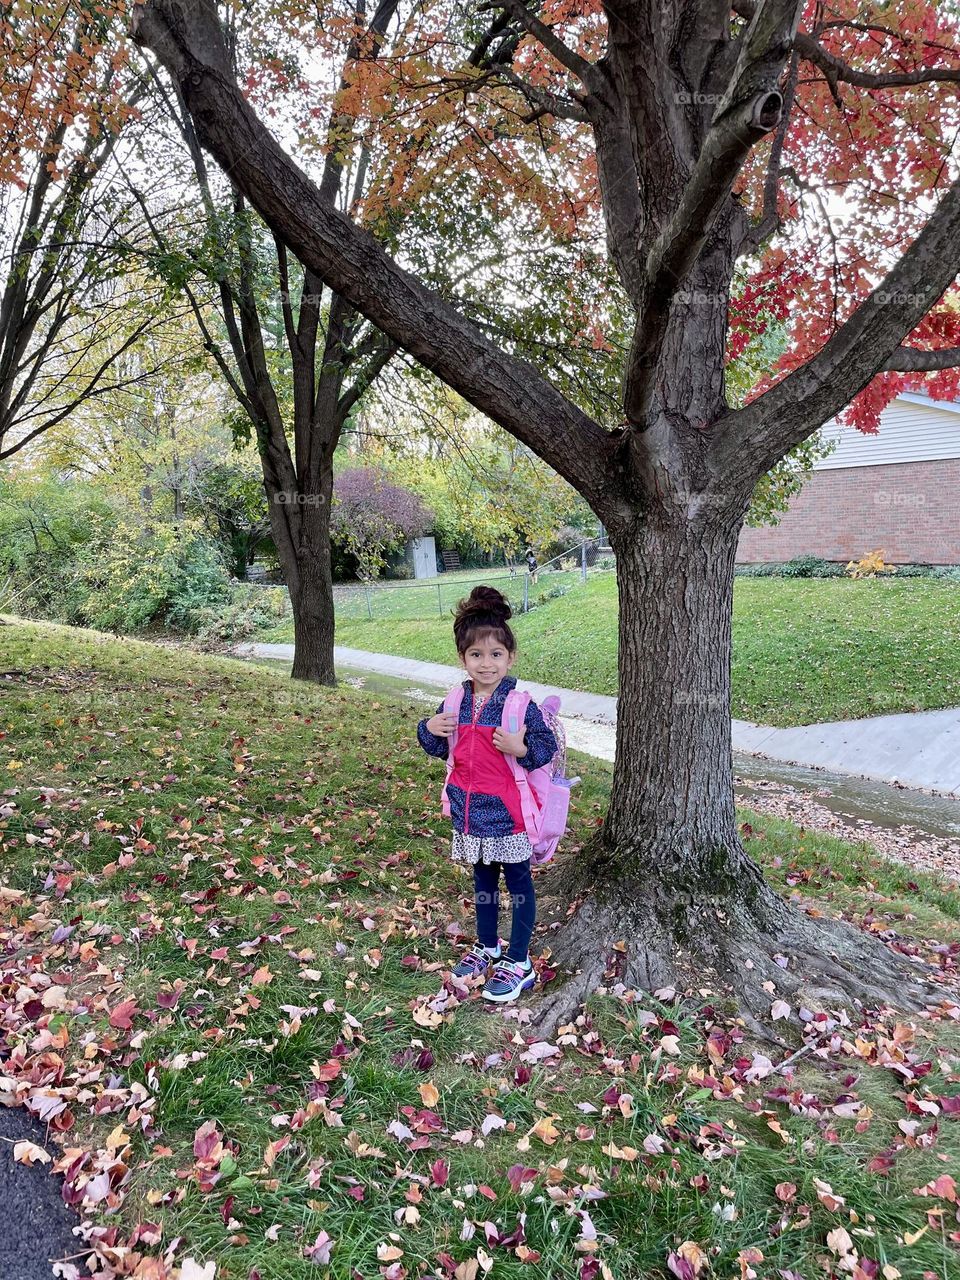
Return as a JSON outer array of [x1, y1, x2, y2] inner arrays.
[[812, 392, 960, 469]]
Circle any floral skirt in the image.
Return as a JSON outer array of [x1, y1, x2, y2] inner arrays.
[[451, 829, 533, 866]]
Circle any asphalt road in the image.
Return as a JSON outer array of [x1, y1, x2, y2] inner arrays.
[[0, 1105, 83, 1280]]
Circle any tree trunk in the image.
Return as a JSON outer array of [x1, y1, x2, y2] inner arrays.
[[534, 511, 942, 1037], [289, 553, 336, 684], [261, 463, 338, 686]]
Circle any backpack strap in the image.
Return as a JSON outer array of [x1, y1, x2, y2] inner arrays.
[[501, 689, 540, 838], [440, 684, 466, 815]]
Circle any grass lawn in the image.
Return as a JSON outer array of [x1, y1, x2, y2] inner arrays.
[[3, 616, 960, 1280], [256, 575, 960, 727]]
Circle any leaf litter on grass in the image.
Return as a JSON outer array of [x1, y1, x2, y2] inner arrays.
[[1, 621, 960, 1280]]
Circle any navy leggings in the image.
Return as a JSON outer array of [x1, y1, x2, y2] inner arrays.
[[473, 859, 536, 963]]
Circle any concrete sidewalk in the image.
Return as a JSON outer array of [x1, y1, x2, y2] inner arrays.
[[236, 643, 960, 799]]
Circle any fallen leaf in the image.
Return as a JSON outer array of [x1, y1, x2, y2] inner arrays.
[[419, 1081, 439, 1107], [108, 998, 140, 1030], [13, 1140, 51, 1166], [826, 1226, 855, 1257], [178, 1260, 216, 1280], [530, 1115, 560, 1145]]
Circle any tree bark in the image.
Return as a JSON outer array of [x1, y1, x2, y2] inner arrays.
[[261, 460, 337, 686], [604, 518, 754, 888], [289, 533, 337, 685]]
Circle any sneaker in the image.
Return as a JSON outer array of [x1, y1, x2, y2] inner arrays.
[[452, 941, 502, 979], [481, 958, 537, 1003]]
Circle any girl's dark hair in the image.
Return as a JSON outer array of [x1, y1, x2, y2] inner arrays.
[[453, 585, 516, 655]]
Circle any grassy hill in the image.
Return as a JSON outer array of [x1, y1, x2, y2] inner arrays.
[[3, 616, 959, 1279], [256, 574, 960, 726]]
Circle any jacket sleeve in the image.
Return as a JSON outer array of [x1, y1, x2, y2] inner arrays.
[[517, 699, 558, 770], [417, 700, 450, 760]]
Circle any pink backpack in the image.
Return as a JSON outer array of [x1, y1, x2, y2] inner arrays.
[[440, 685, 580, 865]]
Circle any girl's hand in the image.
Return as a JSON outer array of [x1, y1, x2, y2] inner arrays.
[[493, 724, 527, 758], [426, 711, 458, 737]]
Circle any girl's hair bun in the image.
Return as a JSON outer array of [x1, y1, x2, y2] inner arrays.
[[452, 585, 516, 654], [457, 585, 512, 622]]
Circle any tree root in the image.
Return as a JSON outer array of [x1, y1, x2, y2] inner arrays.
[[528, 874, 949, 1043]]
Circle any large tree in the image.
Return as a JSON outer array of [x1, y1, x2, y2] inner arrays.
[[130, 11, 403, 681], [131, 0, 595, 680], [132, 0, 960, 1032]]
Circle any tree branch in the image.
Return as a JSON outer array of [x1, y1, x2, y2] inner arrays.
[[736, 48, 800, 258], [707, 176, 960, 491], [734, 0, 960, 91], [884, 345, 960, 373], [497, 67, 591, 122], [338, 337, 399, 419], [479, 0, 601, 91], [622, 0, 803, 428], [130, 0, 616, 517]]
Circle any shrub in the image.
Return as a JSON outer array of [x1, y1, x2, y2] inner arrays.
[[735, 562, 782, 577], [78, 516, 231, 634], [540, 524, 585, 564], [779, 554, 833, 578], [331, 467, 433, 581], [0, 474, 109, 622], [192, 585, 286, 649], [845, 550, 898, 580]]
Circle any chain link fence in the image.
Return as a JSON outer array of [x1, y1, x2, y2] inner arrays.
[[333, 537, 616, 621]]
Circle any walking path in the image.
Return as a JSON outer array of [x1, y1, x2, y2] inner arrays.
[[237, 642, 960, 799]]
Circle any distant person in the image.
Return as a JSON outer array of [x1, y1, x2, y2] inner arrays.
[[525, 549, 538, 583], [416, 586, 558, 1003]]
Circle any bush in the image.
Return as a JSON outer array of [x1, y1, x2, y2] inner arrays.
[[734, 562, 782, 577], [192, 585, 288, 649], [779, 555, 836, 578], [540, 524, 586, 565], [735, 559, 845, 578], [78, 516, 231, 634], [529, 583, 570, 609], [0, 475, 109, 622], [845, 550, 897, 580]]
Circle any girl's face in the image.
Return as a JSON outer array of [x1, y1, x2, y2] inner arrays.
[[459, 632, 515, 694]]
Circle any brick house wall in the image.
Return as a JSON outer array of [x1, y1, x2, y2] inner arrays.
[[735, 392, 960, 566], [735, 458, 960, 565]]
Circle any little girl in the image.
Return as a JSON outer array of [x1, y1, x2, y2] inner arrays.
[[417, 585, 558, 1004]]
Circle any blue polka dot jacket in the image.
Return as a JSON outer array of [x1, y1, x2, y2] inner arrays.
[[417, 675, 558, 838]]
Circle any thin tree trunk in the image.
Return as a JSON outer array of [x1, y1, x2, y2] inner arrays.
[[289, 480, 337, 686], [290, 549, 336, 684], [259, 458, 337, 685]]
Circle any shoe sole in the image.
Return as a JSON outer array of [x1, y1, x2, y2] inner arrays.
[[481, 973, 537, 1003]]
